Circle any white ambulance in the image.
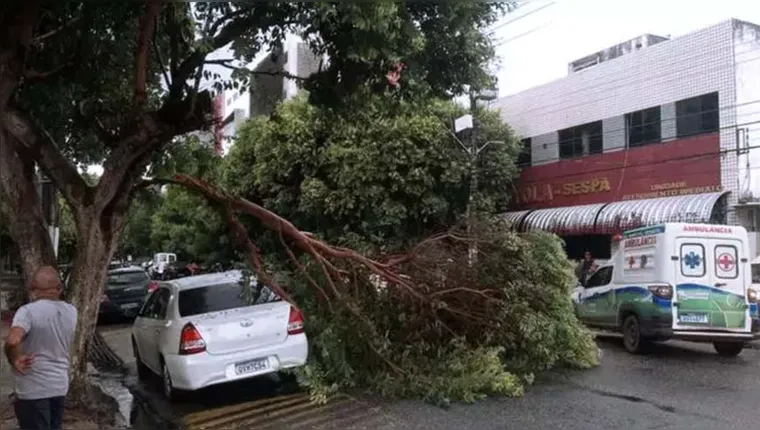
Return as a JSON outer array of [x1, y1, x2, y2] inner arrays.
[[572, 223, 760, 356]]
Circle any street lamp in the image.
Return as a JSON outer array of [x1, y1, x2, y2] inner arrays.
[[453, 87, 502, 265]]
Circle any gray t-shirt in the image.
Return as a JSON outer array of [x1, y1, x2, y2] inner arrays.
[[11, 299, 77, 400]]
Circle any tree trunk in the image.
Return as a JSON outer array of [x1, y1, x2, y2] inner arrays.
[[67, 217, 120, 392], [0, 132, 57, 305]]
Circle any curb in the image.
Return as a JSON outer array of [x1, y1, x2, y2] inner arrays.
[[91, 329, 184, 430], [125, 380, 185, 430]]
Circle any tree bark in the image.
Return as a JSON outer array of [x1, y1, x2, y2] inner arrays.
[[67, 208, 124, 390], [0, 132, 56, 306]]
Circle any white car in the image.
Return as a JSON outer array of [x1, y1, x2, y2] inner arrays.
[[131, 270, 308, 399]]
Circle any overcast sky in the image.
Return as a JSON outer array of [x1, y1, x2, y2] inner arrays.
[[493, 0, 760, 97]]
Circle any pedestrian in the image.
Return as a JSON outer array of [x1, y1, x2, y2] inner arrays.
[[575, 251, 596, 287], [3, 266, 77, 430]]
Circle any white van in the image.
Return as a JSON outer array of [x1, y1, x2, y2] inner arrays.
[[572, 223, 759, 356]]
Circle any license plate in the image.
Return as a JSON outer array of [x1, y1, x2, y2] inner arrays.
[[679, 313, 709, 324], [235, 358, 269, 375], [120, 303, 139, 310]]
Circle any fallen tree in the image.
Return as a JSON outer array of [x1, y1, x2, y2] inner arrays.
[[158, 174, 599, 406], [0, 1, 510, 397]]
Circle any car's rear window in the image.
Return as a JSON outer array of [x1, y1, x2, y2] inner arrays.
[[106, 270, 150, 289], [178, 282, 280, 317]]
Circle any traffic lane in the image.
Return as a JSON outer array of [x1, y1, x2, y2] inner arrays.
[[123, 334, 759, 429], [569, 338, 760, 428], [325, 338, 759, 430]]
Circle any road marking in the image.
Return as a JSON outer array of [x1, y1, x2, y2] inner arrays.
[[183, 393, 377, 430], [185, 393, 309, 428]]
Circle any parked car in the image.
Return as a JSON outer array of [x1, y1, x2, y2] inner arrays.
[[101, 266, 152, 320], [131, 270, 308, 400]]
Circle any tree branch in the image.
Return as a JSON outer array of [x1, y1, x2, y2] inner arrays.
[[204, 59, 310, 82], [0, 0, 43, 110], [169, 13, 264, 99], [1, 104, 89, 208], [23, 53, 76, 83], [134, 0, 165, 105], [31, 15, 82, 44], [152, 15, 171, 89], [94, 91, 212, 213]]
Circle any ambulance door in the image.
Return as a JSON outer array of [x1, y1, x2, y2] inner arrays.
[[673, 238, 749, 331]]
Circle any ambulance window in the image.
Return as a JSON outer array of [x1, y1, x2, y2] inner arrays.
[[680, 243, 705, 278], [714, 245, 738, 279], [586, 267, 612, 288]]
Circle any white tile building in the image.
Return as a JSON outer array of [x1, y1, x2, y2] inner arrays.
[[495, 19, 760, 259]]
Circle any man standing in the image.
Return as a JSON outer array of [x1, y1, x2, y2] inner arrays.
[[575, 251, 596, 287], [3, 266, 77, 430]]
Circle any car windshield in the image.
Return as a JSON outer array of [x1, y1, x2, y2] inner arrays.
[[106, 270, 150, 290], [178, 281, 280, 318]]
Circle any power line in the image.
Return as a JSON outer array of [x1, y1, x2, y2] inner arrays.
[[488, 1, 557, 35], [495, 23, 552, 45]]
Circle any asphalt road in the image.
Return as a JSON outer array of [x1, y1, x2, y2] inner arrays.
[[102, 323, 759, 430]]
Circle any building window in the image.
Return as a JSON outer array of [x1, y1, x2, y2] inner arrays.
[[517, 138, 531, 167], [676, 92, 719, 138], [558, 121, 603, 159], [626, 106, 661, 148]]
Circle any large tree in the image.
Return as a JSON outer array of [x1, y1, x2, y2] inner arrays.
[[224, 94, 521, 251], [0, 0, 509, 388]]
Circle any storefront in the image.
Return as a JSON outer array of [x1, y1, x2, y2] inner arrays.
[[501, 134, 728, 260], [503, 191, 729, 259]]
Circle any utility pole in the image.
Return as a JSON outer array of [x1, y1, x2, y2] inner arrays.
[[454, 88, 500, 265], [465, 92, 478, 238]]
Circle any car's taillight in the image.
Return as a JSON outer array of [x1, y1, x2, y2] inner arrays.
[[287, 307, 305, 335], [648, 284, 673, 300], [148, 281, 159, 292], [748, 288, 758, 304], [179, 323, 206, 355]]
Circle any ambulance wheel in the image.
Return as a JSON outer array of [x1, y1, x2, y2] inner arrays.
[[622, 315, 649, 354], [713, 342, 744, 357]]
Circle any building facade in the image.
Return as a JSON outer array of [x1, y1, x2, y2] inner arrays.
[[217, 35, 322, 155], [496, 19, 760, 260]]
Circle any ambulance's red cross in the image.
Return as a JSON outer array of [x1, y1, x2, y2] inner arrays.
[[718, 253, 735, 271]]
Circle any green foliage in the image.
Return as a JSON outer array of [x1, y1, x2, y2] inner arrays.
[[283, 220, 598, 406], [149, 187, 229, 263], [119, 191, 161, 259], [119, 136, 231, 262], [224, 94, 521, 251], [57, 198, 78, 264]]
